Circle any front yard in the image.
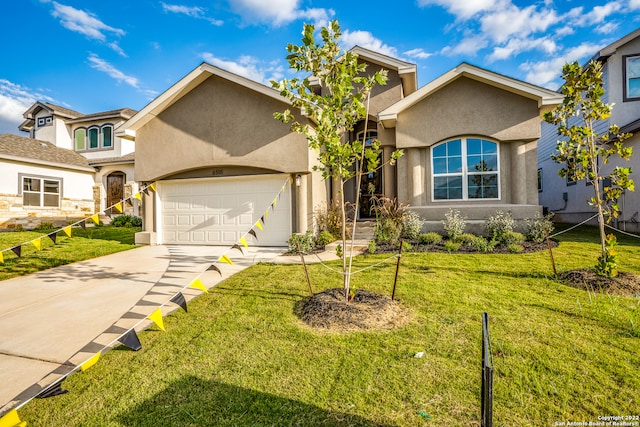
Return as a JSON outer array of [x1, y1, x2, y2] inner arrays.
[[12, 225, 640, 426]]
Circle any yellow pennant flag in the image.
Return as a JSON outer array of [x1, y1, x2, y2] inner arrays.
[[149, 183, 157, 192], [80, 351, 102, 372], [62, 226, 72, 237], [90, 214, 100, 225], [148, 308, 165, 331], [219, 255, 234, 265], [134, 192, 142, 202], [0, 251, 3, 264], [32, 238, 42, 251], [265, 209, 269, 219], [239, 236, 248, 248], [273, 197, 278, 208], [114, 202, 123, 213], [0, 408, 27, 427], [255, 221, 264, 231], [189, 278, 208, 293]]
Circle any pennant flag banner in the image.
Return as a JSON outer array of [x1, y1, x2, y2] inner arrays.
[[149, 183, 156, 192], [114, 202, 123, 213], [170, 292, 188, 313], [10, 246, 21, 258], [0, 251, 3, 264], [219, 255, 234, 265], [207, 264, 222, 276], [62, 226, 72, 237], [134, 192, 142, 202], [47, 232, 57, 244], [231, 244, 244, 255], [80, 351, 101, 372], [119, 329, 142, 351], [37, 378, 68, 399], [0, 409, 27, 427], [239, 236, 249, 248], [32, 238, 41, 251], [248, 229, 257, 240], [90, 214, 100, 225], [148, 308, 165, 331], [273, 197, 278, 208], [255, 221, 263, 231], [79, 220, 86, 230], [265, 209, 269, 219], [189, 278, 208, 293]]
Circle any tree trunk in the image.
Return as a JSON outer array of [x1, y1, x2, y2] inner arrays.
[[339, 179, 349, 301]]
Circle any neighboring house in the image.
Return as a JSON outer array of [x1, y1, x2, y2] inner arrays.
[[120, 46, 562, 246], [538, 28, 640, 232], [0, 103, 138, 229]]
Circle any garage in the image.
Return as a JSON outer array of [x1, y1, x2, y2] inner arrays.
[[157, 174, 291, 246]]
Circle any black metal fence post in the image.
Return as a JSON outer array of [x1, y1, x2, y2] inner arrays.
[[481, 312, 493, 427]]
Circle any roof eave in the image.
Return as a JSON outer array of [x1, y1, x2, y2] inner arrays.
[[0, 153, 95, 173]]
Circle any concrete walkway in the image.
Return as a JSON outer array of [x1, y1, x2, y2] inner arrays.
[[0, 245, 285, 416]]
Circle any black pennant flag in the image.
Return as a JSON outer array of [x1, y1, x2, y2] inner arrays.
[[79, 220, 86, 229], [125, 198, 133, 206], [142, 187, 150, 196], [260, 215, 265, 224], [37, 378, 68, 399], [170, 292, 188, 312], [248, 229, 257, 240], [231, 244, 244, 255], [47, 232, 57, 244], [120, 329, 142, 351], [207, 264, 222, 276], [11, 245, 21, 257]]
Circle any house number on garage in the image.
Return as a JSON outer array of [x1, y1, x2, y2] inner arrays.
[[212, 169, 224, 176]]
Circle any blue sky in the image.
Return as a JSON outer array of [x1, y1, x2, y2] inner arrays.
[[1, 0, 639, 135]]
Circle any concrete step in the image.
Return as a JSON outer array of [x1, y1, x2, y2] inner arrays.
[[325, 239, 371, 253]]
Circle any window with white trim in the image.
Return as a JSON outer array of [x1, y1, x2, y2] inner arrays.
[[432, 138, 499, 200], [22, 176, 61, 207], [624, 54, 640, 101]]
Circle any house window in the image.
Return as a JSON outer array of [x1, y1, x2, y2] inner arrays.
[[538, 168, 543, 192], [75, 128, 86, 151], [22, 176, 61, 207], [101, 125, 113, 147], [432, 138, 499, 200], [624, 54, 640, 101], [37, 116, 53, 127], [88, 127, 99, 149]]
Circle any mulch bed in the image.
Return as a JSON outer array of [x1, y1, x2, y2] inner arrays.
[[559, 269, 640, 298], [373, 240, 556, 254], [298, 288, 410, 331]]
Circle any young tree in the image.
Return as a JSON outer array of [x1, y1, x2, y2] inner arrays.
[[272, 20, 402, 299], [543, 60, 634, 277]]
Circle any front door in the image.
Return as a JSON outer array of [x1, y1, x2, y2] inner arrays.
[[359, 152, 383, 218], [106, 172, 125, 214]]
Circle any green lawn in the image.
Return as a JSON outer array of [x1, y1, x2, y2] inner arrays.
[[12, 226, 640, 426], [0, 226, 139, 281]]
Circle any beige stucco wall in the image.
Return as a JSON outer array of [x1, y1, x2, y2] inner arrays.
[[363, 63, 405, 116], [134, 75, 313, 182]]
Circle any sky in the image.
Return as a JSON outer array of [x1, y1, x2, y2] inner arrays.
[[1, 0, 639, 135]]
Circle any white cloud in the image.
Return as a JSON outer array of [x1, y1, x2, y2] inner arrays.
[[582, 1, 621, 24], [0, 79, 56, 135], [595, 21, 620, 34], [520, 42, 603, 88], [228, 0, 333, 26], [441, 35, 489, 56], [160, 2, 223, 25], [201, 52, 285, 84], [630, 0, 640, 9], [87, 54, 140, 88], [480, 4, 557, 44], [51, 2, 125, 41], [417, 0, 504, 19], [487, 36, 557, 62], [404, 48, 433, 59], [341, 30, 398, 57], [108, 42, 128, 57]]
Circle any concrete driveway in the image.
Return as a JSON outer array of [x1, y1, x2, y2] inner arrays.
[[0, 245, 285, 416]]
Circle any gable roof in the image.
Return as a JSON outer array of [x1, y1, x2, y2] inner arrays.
[[0, 133, 94, 172], [22, 102, 84, 120], [117, 62, 290, 140], [350, 46, 418, 96], [596, 27, 640, 59], [378, 62, 564, 128], [67, 108, 137, 124], [88, 152, 135, 166]]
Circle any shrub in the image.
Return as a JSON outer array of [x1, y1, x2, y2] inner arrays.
[[367, 240, 377, 254], [455, 233, 477, 245], [316, 230, 335, 246], [501, 231, 526, 246], [401, 240, 413, 252], [401, 210, 423, 240], [485, 210, 515, 242], [288, 231, 315, 253], [525, 212, 555, 243], [374, 218, 402, 245], [418, 232, 442, 245], [469, 236, 496, 253], [315, 201, 345, 239], [443, 209, 466, 240], [444, 241, 461, 252], [34, 222, 55, 231], [508, 244, 524, 253], [111, 215, 142, 227]]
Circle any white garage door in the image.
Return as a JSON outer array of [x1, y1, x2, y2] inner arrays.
[[158, 174, 291, 246]]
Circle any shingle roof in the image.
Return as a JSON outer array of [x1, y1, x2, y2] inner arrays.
[[0, 133, 93, 170], [68, 108, 138, 123], [40, 102, 84, 118], [88, 152, 135, 166]]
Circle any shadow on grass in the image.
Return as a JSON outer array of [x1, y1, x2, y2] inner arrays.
[[117, 376, 394, 427]]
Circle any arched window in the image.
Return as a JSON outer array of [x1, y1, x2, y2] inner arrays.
[[432, 137, 499, 200], [101, 125, 113, 148], [88, 127, 99, 149], [74, 128, 86, 151]]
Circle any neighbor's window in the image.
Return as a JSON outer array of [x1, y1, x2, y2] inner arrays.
[[74, 128, 86, 151], [538, 168, 543, 192], [22, 176, 60, 207], [624, 54, 640, 101], [432, 138, 499, 200]]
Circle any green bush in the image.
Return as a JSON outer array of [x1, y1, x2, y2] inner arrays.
[[315, 200, 347, 239], [375, 218, 402, 245], [111, 215, 142, 227], [418, 232, 442, 245], [507, 244, 524, 253], [485, 210, 515, 242], [401, 240, 413, 252], [316, 230, 334, 246], [367, 239, 377, 254], [34, 222, 55, 231], [287, 231, 315, 253], [501, 231, 526, 246], [444, 241, 461, 252], [525, 212, 555, 243], [469, 236, 496, 253], [443, 209, 466, 240], [455, 233, 477, 245], [401, 210, 423, 240]]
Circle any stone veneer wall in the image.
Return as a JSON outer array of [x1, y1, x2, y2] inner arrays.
[[0, 193, 94, 230]]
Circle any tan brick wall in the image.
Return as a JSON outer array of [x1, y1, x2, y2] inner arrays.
[[0, 193, 94, 230]]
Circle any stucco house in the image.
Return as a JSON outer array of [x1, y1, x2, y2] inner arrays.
[[121, 46, 562, 246], [538, 28, 640, 232], [0, 103, 138, 229]]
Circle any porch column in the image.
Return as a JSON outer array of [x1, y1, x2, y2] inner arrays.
[[511, 141, 527, 204], [296, 174, 308, 233], [383, 147, 396, 200], [408, 148, 423, 206]]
